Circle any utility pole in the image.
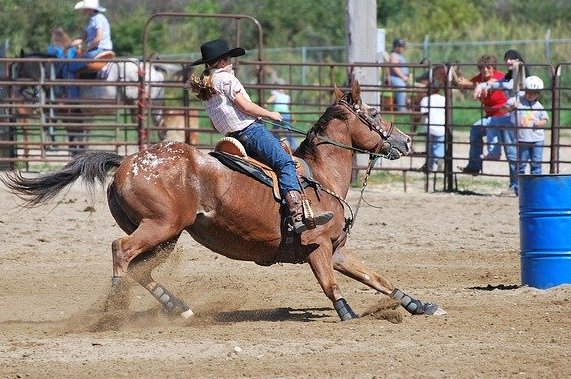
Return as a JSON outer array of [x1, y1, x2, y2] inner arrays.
[[346, 0, 380, 179], [345, 0, 379, 106]]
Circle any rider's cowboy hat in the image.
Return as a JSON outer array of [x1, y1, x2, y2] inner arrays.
[[74, 0, 106, 12], [190, 39, 245, 66]]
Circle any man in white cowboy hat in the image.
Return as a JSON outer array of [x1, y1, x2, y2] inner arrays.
[[66, 0, 113, 98]]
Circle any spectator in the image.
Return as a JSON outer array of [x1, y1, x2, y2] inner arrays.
[[47, 27, 72, 59], [419, 80, 446, 172], [457, 55, 511, 186], [67, 0, 113, 99], [388, 38, 410, 111], [47, 27, 80, 97], [267, 79, 297, 149], [502, 76, 549, 183], [188, 39, 333, 234], [474, 49, 529, 159]]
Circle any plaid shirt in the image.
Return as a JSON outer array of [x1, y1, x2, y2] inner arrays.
[[203, 65, 255, 135]]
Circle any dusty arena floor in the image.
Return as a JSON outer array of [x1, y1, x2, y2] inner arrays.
[[1, 175, 570, 378]]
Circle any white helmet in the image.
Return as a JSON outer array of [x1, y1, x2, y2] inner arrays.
[[525, 76, 544, 90]]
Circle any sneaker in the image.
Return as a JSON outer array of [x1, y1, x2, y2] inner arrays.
[[499, 188, 517, 197], [460, 166, 480, 176]]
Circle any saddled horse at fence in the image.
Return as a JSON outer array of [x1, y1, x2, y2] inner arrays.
[[1, 80, 446, 322], [9, 51, 182, 154]]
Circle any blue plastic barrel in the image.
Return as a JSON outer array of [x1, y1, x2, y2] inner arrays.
[[519, 174, 571, 289]]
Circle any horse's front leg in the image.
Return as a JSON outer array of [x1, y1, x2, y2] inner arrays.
[[332, 246, 446, 316], [306, 241, 358, 321]]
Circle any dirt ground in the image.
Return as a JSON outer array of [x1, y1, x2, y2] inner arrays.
[[1, 174, 570, 379]]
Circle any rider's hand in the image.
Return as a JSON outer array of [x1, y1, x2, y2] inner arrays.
[[268, 111, 282, 122]]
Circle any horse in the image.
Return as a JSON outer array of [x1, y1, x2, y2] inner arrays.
[[9, 50, 182, 154], [1, 80, 446, 322], [157, 108, 200, 145]]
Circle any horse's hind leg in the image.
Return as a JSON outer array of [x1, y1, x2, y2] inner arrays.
[[107, 189, 193, 318], [128, 239, 194, 318], [306, 243, 358, 321], [332, 246, 447, 316]]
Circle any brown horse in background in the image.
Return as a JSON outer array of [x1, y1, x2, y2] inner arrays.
[[410, 62, 464, 128], [1, 80, 446, 321]]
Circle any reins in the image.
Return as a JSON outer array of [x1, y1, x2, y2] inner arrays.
[[264, 96, 393, 232]]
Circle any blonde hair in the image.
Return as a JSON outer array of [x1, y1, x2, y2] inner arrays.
[[188, 59, 226, 101], [188, 68, 217, 101], [51, 27, 72, 49]]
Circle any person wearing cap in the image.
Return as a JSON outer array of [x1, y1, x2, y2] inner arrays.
[[472, 49, 530, 195], [188, 39, 333, 234], [388, 38, 410, 112], [66, 0, 113, 99]]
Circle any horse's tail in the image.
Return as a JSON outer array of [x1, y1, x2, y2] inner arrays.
[[1, 151, 124, 208]]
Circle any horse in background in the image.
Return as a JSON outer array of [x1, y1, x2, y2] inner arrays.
[[9, 49, 183, 155], [410, 61, 465, 130], [158, 108, 200, 145]]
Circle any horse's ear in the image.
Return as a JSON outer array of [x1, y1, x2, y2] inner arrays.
[[351, 80, 361, 103], [333, 84, 344, 100]]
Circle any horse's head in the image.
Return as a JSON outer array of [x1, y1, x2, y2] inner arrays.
[[333, 80, 411, 159]]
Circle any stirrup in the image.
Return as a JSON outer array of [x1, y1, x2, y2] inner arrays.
[[288, 211, 334, 234]]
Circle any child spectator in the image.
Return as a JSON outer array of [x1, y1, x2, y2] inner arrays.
[[419, 80, 446, 172], [504, 76, 549, 181], [267, 78, 297, 149]]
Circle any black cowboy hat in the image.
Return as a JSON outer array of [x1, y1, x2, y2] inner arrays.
[[190, 39, 246, 66]]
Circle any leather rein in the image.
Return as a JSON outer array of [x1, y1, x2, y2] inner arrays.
[[306, 95, 396, 236]]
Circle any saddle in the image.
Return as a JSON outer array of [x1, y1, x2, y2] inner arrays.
[[77, 50, 115, 79], [210, 137, 310, 201]]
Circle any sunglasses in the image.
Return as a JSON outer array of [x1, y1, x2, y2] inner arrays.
[[478, 65, 494, 70]]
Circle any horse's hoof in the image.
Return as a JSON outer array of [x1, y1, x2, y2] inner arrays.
[[180, 309, 195, 319], [424, 303, 447, 316]]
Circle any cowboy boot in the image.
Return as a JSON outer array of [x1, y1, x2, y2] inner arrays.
[[284, 190, 333, 233]]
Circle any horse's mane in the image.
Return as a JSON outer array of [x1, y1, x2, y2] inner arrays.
[[20, 52, 58, 59], [296, 102, 349, 156]]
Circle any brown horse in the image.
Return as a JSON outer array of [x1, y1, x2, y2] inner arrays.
[[1, 80, 446, 321]]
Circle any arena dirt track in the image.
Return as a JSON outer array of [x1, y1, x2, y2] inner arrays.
[[1, 179, 570, 378]]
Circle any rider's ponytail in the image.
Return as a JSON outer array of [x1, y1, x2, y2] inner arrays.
[[188, 68, 216, 101]]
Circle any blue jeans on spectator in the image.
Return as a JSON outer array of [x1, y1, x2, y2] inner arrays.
[[518, 141, 543, 176], [428, 134, 445, 170], [389, 75, 407, 111], [466, 114, 517, 189], [232, 121, 300, 198]]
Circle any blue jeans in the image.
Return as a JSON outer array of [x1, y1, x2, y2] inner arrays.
[[271, 113, 297, 149], [66, 48, 108, 99], [428, 134, 445, 170], [232, 122, 300, 198], [518, 141, 543, 176], [389, 75, 407, 111], [466, 115, 517, 188]]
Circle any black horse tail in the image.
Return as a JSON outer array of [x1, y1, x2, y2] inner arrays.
[[1, 151, 124, 208]]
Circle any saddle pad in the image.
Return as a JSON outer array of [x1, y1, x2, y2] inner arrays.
[[210, 137, 314, 200], [210, 151, 281, 200]]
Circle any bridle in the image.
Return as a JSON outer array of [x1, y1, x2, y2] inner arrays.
[[337, 95, 394, 140]]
